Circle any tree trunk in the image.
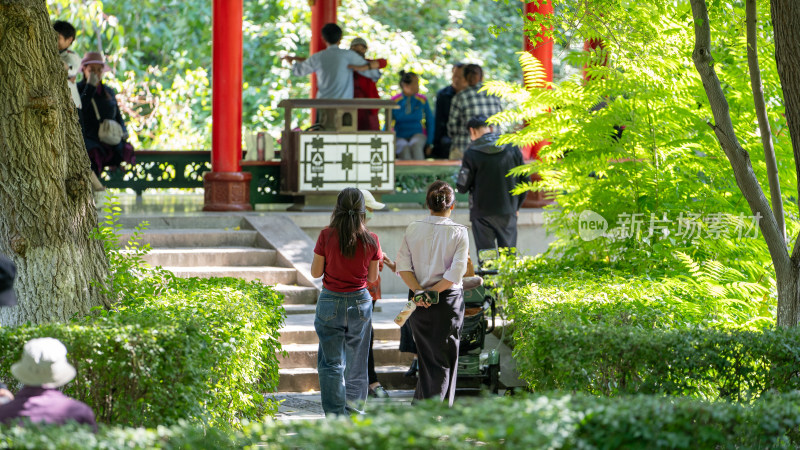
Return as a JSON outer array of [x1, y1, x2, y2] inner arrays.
[[0, 0, 110, 325], [771, 0, 800, 222], [747, 0, 784, 242], [689, 0, 799, 327]]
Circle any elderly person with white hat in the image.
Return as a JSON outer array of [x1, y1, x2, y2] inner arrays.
[[359, 189, 397, 399], [0, 338, 97, 431]]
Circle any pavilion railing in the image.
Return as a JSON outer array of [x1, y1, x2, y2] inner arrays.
[[100, 151, 464, 206]]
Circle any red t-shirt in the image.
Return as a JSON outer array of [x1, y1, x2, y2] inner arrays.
[[314, 227, 381, 292]]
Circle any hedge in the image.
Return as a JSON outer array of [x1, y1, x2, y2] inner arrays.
[[3, 393, 800, 449], [0, 275, 285, 427], [513, 324, 800, 401]]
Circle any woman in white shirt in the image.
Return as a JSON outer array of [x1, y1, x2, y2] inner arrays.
[[395, 180, 469, 406]]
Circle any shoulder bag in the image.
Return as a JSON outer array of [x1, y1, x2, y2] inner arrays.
[[91, 98, 124, 146]]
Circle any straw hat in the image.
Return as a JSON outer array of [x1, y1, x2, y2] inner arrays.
[[11, 338, 77, 388], [359, 189, 385, 210]]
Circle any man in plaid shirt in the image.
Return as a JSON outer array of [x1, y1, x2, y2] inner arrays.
[[446, 64, 503, 160]]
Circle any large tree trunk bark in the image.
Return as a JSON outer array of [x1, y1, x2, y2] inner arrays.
[[771, 0, 800, 326], [0, 0, 110, 325], [689, 0, 799, 327], [771, 0, 800, 222]]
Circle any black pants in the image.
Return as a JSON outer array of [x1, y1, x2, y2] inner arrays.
[[471, 214, 518, 252], [368, 299, 378, 384], [368, 326, 378, 385], [408, 288, 464, 407]]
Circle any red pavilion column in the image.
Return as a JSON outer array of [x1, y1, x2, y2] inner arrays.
[[203, 0, 252, 211], [309, 0, 338, 99], [522, 0, 555, 208], [583, 38, 606, 82]]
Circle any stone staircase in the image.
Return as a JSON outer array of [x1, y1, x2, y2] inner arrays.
[[117, 215, 416, 393], [119, 225, 319, 310], [277, 297, 417, 392]]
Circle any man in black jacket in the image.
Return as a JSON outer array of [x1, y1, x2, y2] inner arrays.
[[456, 115, 526, 253], [432, 63, 466, 159]]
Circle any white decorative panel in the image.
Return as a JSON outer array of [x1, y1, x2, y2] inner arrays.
[[298, 133, 395, 192]]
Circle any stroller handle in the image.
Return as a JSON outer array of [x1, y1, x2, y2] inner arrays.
[[475, 268, 498, 276]]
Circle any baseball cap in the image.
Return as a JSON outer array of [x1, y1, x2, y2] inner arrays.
[[359, 189, 385, 210], [351, 37, 368, 48]]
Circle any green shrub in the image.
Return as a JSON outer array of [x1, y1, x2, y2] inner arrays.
[[512, 324, 800, 401], [500, 257, 774, 332], [3, 393, 800, 449], [500, 256, 786, 401], [0, 276, 285, 427]]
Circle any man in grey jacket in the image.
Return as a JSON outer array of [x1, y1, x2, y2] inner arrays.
[[456, 115, 526, 253]]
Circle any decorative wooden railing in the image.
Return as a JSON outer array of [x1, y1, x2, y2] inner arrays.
[[101, 151, 465, 206]]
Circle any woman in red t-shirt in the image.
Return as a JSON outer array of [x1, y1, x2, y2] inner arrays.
[[311, 188, 381, 416]]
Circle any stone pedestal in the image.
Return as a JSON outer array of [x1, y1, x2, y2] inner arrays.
[[203, 172, 253, 211]]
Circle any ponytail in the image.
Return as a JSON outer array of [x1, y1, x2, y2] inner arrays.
[[329, 188, 377, 258]]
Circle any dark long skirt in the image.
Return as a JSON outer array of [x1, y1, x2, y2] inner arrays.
[[408, 288, 464, 407]]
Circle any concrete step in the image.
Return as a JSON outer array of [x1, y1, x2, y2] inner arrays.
[[165, 266, 297, 285], [278, 340, 412, 369], [277, 366, 417, 392], [279, 320, 401, 345], [117, 229, 259, 248], [275, 285, 319, 305], [114, 215, 245, 230], [141, 247, 277, 267], [284, 303, 382, 316]]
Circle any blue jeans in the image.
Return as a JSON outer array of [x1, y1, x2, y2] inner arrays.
[[314, 287, 373, 416]]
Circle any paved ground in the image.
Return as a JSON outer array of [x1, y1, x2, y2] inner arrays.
[[269, 390, 417, 421]]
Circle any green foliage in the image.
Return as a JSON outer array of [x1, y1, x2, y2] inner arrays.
[[4, 393, 800, 448], [500, 256, 789, 402], [486, 1, 794, 280], [512, 324, 800, 402], [0, 275, 285, 427], [497, 256, 775, 331]]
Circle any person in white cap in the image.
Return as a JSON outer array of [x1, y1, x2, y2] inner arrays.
[[0, 338, 96, 431], [359, 189, 396, 399]]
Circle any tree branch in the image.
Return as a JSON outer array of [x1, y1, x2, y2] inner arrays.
[[689, 0, 790, 276], [747, 0, 785, 242]]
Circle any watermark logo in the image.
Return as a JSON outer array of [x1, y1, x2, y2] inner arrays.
[[576, 210, 762, 242], [578, 210, 608, 241]]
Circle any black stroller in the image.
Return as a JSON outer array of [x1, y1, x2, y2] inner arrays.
[[456, 250, 500, 393]]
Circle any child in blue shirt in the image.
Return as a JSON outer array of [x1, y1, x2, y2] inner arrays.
[[390, 71, 434, 160]]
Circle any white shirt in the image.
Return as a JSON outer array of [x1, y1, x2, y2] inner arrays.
[[291, 46, 382, 99], [395, 215, 470, 290]]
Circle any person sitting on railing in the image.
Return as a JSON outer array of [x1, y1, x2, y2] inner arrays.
[[432, 63, 468, 159], [77, 52, 135, 191], [389, 71, 434, 160], [447, 64, 503, 160]]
